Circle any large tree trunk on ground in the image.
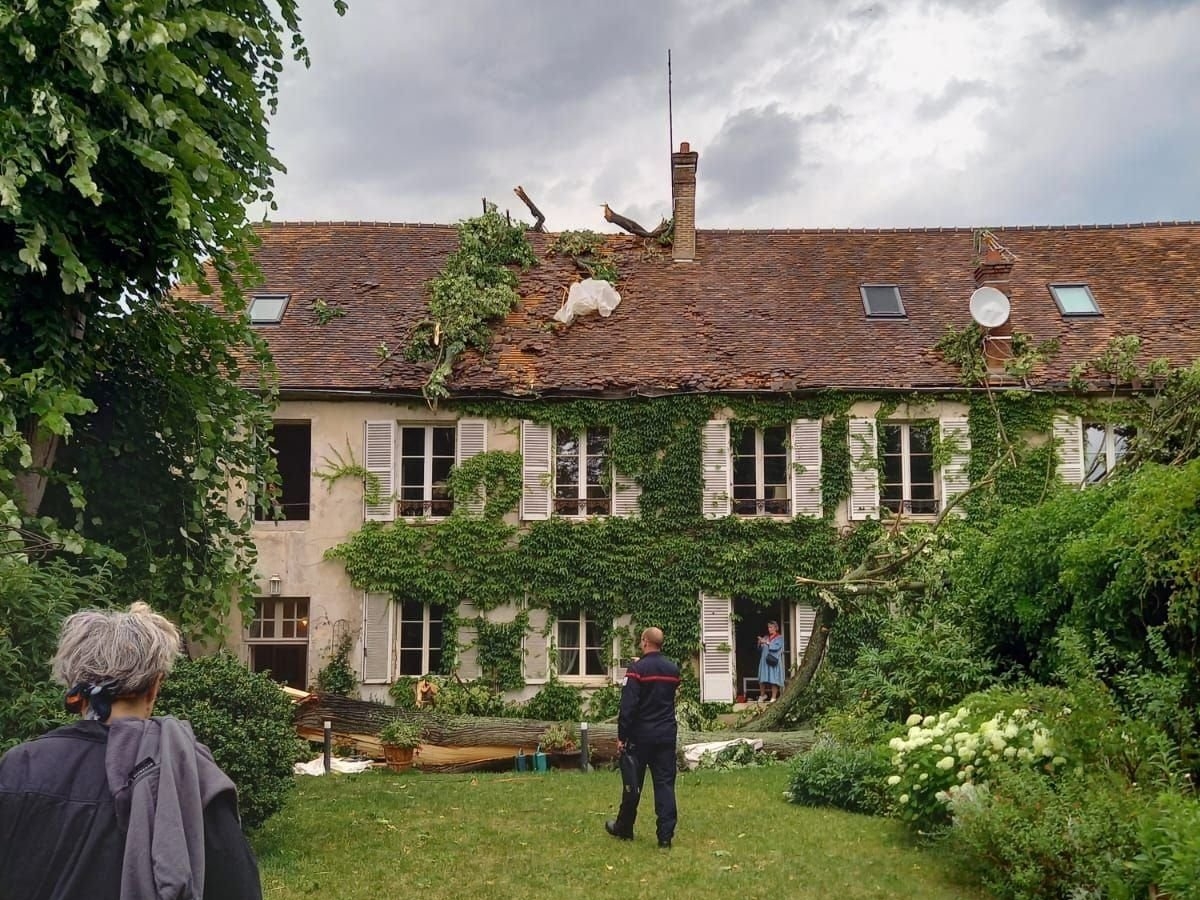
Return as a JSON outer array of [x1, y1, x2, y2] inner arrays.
[[296, 692, 814, 771]]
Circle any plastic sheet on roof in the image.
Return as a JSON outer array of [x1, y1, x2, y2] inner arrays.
[[553, 278, 621, 325]]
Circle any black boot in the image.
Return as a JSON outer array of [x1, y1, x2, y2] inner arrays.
[[605, 819, 633, 840]]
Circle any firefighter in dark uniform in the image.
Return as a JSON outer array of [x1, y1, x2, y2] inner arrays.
[[605, 626, 680, 849]]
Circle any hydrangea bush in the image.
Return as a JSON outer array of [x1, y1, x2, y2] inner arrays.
[[886, 705, 1065, 832]]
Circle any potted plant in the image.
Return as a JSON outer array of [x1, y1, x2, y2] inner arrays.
[[539, 723, 580, 769], [378, 718, 422, 771]]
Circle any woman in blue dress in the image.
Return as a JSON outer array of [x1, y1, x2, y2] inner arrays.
[[756, 620, 785, 702]]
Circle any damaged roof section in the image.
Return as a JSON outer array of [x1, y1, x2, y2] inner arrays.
[[177, 219, 1200, 398]]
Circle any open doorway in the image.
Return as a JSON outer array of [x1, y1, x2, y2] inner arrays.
[[731, 596, 791, 702]]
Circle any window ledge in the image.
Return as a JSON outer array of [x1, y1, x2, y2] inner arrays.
[[252, 519, 309, 532], [556, 675, 610, 688]]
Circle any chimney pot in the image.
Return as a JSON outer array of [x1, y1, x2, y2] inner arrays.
[[679, 141, 690, 152]]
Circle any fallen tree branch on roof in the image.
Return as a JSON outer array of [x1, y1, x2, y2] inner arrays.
[[602, 203, 671, 239], [513, 185, 546, 233]]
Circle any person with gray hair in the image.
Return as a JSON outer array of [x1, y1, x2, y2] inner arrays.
[[0, 602, 261, 900]]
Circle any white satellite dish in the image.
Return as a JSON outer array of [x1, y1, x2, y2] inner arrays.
[[968, 286, 1011, 328]]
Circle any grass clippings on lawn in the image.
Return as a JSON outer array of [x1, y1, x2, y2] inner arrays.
[[252, 766, 986, 900]]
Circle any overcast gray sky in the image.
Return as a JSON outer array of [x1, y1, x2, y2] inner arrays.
[[265, 0, 1200, 231]]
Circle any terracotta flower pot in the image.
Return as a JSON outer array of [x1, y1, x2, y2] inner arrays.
[[383, 744, 415, 772]]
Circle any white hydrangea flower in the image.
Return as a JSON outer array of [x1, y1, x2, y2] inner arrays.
[[936, 756, 956, 771], [887, 775, 902, 786]]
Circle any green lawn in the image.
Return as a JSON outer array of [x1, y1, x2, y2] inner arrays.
[[252, 766, 989, 900]]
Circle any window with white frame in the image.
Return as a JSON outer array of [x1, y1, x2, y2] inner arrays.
[[1083, 422, 1132, 484], [246, 598, 309, 689], [731, 424, 789, 515], [554, 427, 611, 516], [556, 608, 606, 678], [399, 425, 456, 517], [397, 601, 445, 676], [880, 422, 938, 514]]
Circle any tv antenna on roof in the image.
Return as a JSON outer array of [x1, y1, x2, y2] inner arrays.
[[667, 49, 674, 159], [968, 286, 1011, 329]]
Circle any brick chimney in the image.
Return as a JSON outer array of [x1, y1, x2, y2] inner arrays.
[[973, 247, 1014, 373], [671, 142, 699, 262]]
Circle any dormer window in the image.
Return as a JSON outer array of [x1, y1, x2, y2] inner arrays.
[[860, 284, 906, 318], [1049, 284, 1100, 317], [249, 293, 290, 324]]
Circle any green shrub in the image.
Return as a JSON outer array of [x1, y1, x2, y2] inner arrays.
[[156, 652, 306, 830], [584, 684, 621, 721], [947, 767, 1143, 900], [378, 717, 422, 748], [314, 631, 357, 696], [844, 613, 997, 724], [522, 678, 582, 722], [431, 679, 510, 717], [777, 664, 847, 728], [0, 559, 111, 751], [813, 698, 893, 748], [786, 739, 891, 815], [1116, 790, 1200, 900]]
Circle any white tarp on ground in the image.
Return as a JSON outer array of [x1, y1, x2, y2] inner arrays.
[[293, 756, 374, 776], [553, 278, 621, 324], [681, 738, 764, 770]]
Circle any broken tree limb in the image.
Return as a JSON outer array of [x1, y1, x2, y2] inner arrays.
[[513, 186, 546, 232], [602, 204, 671, 239], [744, 467, 1002, 731]]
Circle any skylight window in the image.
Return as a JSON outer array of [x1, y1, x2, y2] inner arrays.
[[860, 284, 906, 318], [1049, 284, 1100, 316], [248, 294, 289, 324]]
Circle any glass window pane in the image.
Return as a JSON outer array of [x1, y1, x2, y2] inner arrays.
[[399, 649, 423, 677], [586, 428, 610, 455], [400, 621, 423, 648], [910, 454, 935, 486], [1113, 425, 1133, 461], [429, 646, 444, 675], [401, 427, 425, 457], [432, 427, 455, 458], [557, 649, 581, 676], [585, 453, 607, 488], [1084, 423, 1107, 482], [732, 455, 756, 489], [401, 458, 424, 489], [882, 425, 902, 453], [428, 619, 443, 653], [282, 620, 295, 639], [910, 425, 934, 454], [862, 285, 904, 316], [732, 425, 756, 457], [763, 454, 788, 487], [585, 618, 602, 648], [1052, 285, 1099, 315], [763, 426, 787, 456], [249, 295, 288, 323], [558, 620, 580, 649], [883, 453, 902, 486], [586, 647, 607, 676]]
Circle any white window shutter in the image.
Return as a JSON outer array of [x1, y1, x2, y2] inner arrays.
[[610, 613, 633, 685], [455, 600, 482, 679], [1054, 415, 1084, 487], [361, 592, 392, 683], [790, 419, 823, 518], [792, 603, 818, 666], [612, 470, 641, 517], [520, 420, 552, 521], [848, 417, 880, 521], [699, 592, 734, 703], [702, 419, 731, 518], [363, 420, 395, 522], [523, 606, 551, 685], [455, 418, 488, 516], [939, 416, 972, 515]]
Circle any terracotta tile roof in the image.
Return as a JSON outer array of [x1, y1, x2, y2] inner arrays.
[[181, 221, 1200, 396]]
